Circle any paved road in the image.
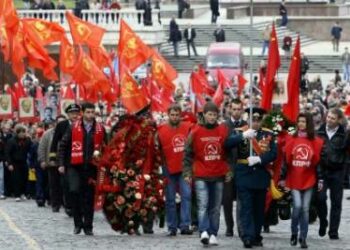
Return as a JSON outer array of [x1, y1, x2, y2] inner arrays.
[[0, 191, 350, 250]]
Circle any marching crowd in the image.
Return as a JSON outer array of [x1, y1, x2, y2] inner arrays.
[[0, 67, 350, 249]]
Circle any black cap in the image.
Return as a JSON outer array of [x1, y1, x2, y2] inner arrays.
[[65, 103, 81, 113], [244, 107, 266, 120]]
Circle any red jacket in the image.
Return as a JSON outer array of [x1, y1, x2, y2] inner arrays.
[[158, 122, 192, 174], [191, 124, 229, 178], [285, 135, 324, 190]]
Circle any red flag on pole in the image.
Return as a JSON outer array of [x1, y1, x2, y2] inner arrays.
[[237, 74, 248, 96], [283, 36, 301, 122], [217, 69, 231, 88], [261, 23, 280, 110]]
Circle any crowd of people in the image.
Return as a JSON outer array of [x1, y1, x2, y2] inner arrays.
[[0, 59, 350, 248]]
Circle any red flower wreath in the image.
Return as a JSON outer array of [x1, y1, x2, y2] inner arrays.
[[97, 115, 165, 234]]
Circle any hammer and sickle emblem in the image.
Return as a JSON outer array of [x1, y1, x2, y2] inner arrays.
[[77, 24, 91, 39], [72, 141, 82, 151], [34, 21, 50, 40]]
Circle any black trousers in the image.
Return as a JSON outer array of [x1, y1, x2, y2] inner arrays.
[[12, 164, 27, 197], [317, 169, 344, 236], [68, 167, 96, 230], [186, 40, 198, 57], [47, 168, 63, 209], [237, 186, 266, 242]]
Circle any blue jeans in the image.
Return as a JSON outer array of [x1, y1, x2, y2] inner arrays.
[[195, 180, 224, 236], [291, 188, 313, 239], [343, 64, 350, 82], [165, 173, 192, 231], [262, 40, 269, 56], [0, 162, 4, 195]]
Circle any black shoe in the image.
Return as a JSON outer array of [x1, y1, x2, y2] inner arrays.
[[65, 208, 73, 217], [263, 225, 270, 233], [180, 228, 193, 235], [319, 220, 328, 237], [83, 228, 94, 236], [300, 239, 308, 248], [52, 207, 59, 213], [252, 240, 263, 247], [329, 234, 339, 240], [37, 201, 45, 207], [74, 227, 82, 235], [243, 240, 252, 248], [143, 229, 154, 234], [167, 230, 177, 236], [290, 234, 297, 246], [225, 230, 234, 237]]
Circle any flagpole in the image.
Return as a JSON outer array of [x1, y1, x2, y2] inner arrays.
[[249, 0, 254, 156]]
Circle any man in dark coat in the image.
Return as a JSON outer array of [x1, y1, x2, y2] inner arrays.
[[58, 102, 105, 236], [213, 24, 225, 42], [331, 21, 342, 52], [169, 17, 182, 57], [279, 0, 288, 27], [210, 0, 219, 24], [0, 123, 13, 198], [49, 103, 81, 213], [223, 99, 247, 237], [317, 108, 350, 240], [5, 125, 32, 202], [225, 108, 277, 248], [183, 24, 198, 57]]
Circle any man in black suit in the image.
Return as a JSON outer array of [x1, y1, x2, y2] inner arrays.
[[49, 103, 81, 214], [223, 98, 247, 237], [58, 102, 105, 236], [183, 24, 198, 57]]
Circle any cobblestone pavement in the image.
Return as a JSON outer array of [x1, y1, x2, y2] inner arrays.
[[0, 191, 350, 250]]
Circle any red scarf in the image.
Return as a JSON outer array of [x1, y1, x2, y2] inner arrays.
[[71, 120, 104, 165]]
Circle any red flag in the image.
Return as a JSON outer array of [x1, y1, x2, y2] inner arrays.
[[190, 71, 215, 96], [283, 36, 301, 122], [0, 0, 20, 35], [150, 49, 177, 91], [258, 67, 266, 90], [13, 81, 26, 99], [90, 45, 112, 70], [22, 21, 58, 81], [11, 27, 27, 80], [118, 19, 152, 72], [237, 74, 248, 96], [0, 18, 10, 61], [63, 84, 75, 99], [22, 18, 65, 45], [59, 38, 77, 74], [72, 46, 110, 95], [120, 70, 148, 113], [261, 23, 280, 110], [217, 69, 231, 88], [212, 81, 224, 106], [66, 11, 106, 47], [35, 86, 44, 100]]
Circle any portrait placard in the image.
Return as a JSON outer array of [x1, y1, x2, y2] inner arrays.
[[0, 94, 13, 119], [272, 79, 288, 105]]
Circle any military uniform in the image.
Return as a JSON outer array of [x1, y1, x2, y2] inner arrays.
[[225, 113, 277, 248]]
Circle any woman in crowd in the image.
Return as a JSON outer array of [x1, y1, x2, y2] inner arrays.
[[280, 113, 324, 249]]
